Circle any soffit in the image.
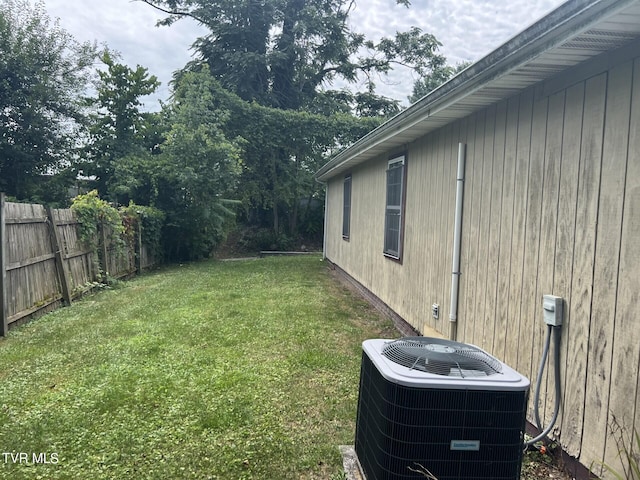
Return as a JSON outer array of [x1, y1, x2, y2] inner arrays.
[[316, 0, 640, 182]]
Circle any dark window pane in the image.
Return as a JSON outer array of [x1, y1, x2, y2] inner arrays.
[[343, 176, 352, 238], [384, 210, 401, 256], [386, 165, 403, 207], [384, 160, 405, 257]]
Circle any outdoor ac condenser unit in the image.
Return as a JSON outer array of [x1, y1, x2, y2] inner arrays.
[[355, 337, 530, 480]]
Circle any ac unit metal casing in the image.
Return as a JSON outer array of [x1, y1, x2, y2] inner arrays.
[[355, 338, 530, 480]]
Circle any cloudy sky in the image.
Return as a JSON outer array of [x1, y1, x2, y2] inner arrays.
[[43, 0, 566, 109]]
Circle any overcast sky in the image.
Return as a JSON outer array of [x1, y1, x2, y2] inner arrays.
[[42, 0, 566, 110]]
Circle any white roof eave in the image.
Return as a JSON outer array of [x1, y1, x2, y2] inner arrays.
[[315, 0, 640, 182]]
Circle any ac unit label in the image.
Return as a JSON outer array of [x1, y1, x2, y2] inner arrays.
[[450, 440, 480, 451]]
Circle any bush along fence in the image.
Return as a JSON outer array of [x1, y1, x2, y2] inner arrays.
[[0, 191, 163, 336]]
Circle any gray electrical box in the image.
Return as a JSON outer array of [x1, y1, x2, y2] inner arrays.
[[542, 295, 563, 326]]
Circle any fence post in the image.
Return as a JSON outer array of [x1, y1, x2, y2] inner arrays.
[[46, 207, 72, 306], [135, 219, 142, 273], [1, 193, 7, 337], [99, 221, 109, 281]]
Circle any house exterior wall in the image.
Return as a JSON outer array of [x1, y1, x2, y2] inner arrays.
[[324, 52, 640, 475], [325, 123, 462, 338]]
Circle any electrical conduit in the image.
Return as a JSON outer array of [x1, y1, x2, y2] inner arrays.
[[525, 324, 562, 446], [449, 143, 466, 341]]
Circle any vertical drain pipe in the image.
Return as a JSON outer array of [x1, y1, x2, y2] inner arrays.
[[322, 182, 328, 260], [449, 143, 466, 341]]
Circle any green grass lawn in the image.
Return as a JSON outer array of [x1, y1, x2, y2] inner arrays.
[[0, 256, 398, 480]]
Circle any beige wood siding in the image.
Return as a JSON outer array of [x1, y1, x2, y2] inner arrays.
[[325, 127, 465, 337], [324, 52, 640, 473]]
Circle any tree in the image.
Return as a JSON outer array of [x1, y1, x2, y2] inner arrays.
[[153, 70, 242, 260], [82, 51, 160, 201], [0, 0, 97, 203], [106, 110, 168, 206], [173, 72, 380, 236], [139, 0, 443, 111], [106, 69, 242, 260], [354, 91, 401, 118], [138, 0, 454, 240], [408, 60, 472, 104]]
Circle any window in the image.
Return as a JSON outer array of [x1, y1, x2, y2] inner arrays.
[[383, 155, 406, 259], [342, 174, 352, 239]]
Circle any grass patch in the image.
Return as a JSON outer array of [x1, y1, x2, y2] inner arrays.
[[0, 256, 397, 479]]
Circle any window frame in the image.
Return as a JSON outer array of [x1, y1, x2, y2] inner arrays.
[[342, 174, 352, 240], [383, 154, 407, 261]]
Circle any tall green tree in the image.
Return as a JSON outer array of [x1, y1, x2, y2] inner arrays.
[[154, 71, 242, 260], [98, 70, 244, 260], [83, 51, 160, 201], [172, 72, 380, 235], [106, 110, 168, 205], [0, 0, 97, 202], [139, 0, 453, 238], [408, 60, 472, 103], [140, 0, 440, 111]]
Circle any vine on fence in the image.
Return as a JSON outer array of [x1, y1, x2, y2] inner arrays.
[[71, 190, 126, 279], [71, 191, 166, 273], [120, 202, 165, 260], [71, 190, 125, 252]]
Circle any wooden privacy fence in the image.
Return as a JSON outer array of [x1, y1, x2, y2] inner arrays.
[[0, 194, 159, 336]]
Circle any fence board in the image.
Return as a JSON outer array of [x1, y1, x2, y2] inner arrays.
[[1, 193, 7, 336], [0, 199, 159, 333], [6, 253, 56, 271], [140, 244, 156, 270], [101, 224, 136, 279], [5, 217, 47, 225], [47, 207, 72, 305], [4, 202, 60, 324], [52, 208, 97, 296]]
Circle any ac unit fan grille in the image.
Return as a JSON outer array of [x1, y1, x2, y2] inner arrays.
[[355, 345, 529, 480], [382, 337, 503, 377]]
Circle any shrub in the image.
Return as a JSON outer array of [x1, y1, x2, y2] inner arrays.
[[71, 190, 125, 257], [120, 202, 165, 260]]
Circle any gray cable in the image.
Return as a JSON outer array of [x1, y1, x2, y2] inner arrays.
[[533, 325, 552, 431], [524, 325, 562, 447]]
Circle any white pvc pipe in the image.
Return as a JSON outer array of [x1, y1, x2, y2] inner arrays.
[[449, 143, 466, 335], [322, 182, 328, 259]]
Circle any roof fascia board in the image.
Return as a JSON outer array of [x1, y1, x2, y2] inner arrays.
[[315, 0, 635, 182]]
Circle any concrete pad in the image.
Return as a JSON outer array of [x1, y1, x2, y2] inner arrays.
[[339, 445, 366, 480]]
